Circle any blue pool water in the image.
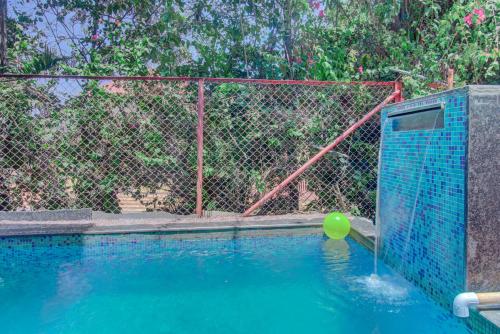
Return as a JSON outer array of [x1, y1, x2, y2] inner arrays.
[[0, 232, 471, 334]]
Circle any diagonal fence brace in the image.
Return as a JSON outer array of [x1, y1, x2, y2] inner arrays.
[[242, 90, 401, 217]]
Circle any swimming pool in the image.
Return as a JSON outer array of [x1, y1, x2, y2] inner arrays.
[[0, 232, 471, 333]]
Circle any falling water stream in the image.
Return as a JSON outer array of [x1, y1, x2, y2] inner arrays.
[[362, 118, 405, 297], [373, 109, 443, 281], [380, 110, 442, 270], [367, 105, 443, 300], [373, 118, 390, 276]]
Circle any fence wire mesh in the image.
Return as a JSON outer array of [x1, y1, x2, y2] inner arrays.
[[0, 76, 395, 218]]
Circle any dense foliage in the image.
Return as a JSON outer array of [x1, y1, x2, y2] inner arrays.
[[3, 0, 499, 87]]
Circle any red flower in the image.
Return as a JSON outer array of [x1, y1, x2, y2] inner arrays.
[[319, 10, 325, 18], [465, 8, 486, 27], [91, 34, 100, 41], [473, 8, 486, 23], [358, 66, 364, 74], [309, 1, 320, 9], [464, 14, 473, 27]]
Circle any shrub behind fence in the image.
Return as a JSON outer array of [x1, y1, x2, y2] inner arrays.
[[0, 75, 396, 218]]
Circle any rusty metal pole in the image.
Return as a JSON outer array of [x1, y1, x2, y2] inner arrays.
[[196, 79, 205, 217], [447, 68, 454, 90], [394, 81, 404, 103], [242, 90, 401, 217], [0, 0, 7, 70]]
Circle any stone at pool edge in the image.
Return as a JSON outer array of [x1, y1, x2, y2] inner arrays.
[[0, 209, 92, 221]]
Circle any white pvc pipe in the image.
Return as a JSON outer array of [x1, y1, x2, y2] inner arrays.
[[453, 293, 479, 317], [453, 292, 500, 317]]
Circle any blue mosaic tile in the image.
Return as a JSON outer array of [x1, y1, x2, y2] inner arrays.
[[0, 232, 324, 269], [469, 311, 500, 334], [379, 89, 468, 308]]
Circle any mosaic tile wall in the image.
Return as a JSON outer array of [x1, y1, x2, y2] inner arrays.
[[379, 88, 468, 308], [469, 310, 500, 334], [0, 231, 324, 270]]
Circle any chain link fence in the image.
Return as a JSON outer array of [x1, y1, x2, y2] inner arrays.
[[0, 75, 396, 218]]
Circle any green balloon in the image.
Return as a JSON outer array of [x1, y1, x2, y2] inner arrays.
[[323, 212, 351, 239]]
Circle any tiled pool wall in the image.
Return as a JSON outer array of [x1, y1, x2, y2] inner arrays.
[[379, 88, 468, 308], [469, 310, 500, 334], [379, 86, 500, 333], [0, 229, 324, 266]]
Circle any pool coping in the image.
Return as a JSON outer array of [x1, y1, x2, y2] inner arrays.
[[0, 213, 376, 241], [476, 309, 500, 333]]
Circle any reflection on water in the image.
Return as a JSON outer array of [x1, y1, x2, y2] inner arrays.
[[42, 262, 92, 323], [322, 239, 350, 271]]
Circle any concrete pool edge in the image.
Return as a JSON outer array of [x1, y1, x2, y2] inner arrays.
[[0, 213, 375, 240]]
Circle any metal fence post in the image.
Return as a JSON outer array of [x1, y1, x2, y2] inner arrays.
[[447, 68, 454, 90], [196, 79, 205, 217], [394, 81, 404, 102]]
